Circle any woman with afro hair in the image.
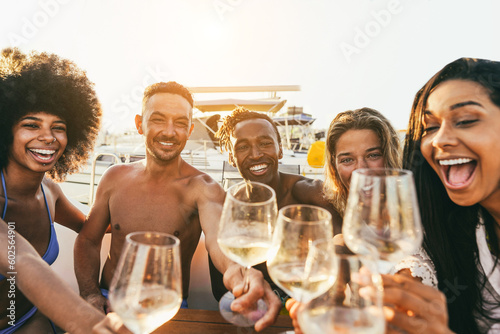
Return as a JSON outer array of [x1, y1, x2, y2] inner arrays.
[[0, 48, 102, 333]]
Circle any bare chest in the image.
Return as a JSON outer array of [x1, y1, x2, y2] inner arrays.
[[108, 185, 201, 239]]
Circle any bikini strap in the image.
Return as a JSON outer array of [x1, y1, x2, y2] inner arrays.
[[40, 182, 53, 225], [1, 170, 7, 220]]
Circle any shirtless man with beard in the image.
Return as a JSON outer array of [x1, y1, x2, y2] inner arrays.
[[75, 83, 281, 332]]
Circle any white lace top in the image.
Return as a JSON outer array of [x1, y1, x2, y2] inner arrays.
[[393, 247, 438, 287], [394, 223, 500, 333]]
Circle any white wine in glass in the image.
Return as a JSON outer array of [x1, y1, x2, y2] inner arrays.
[[298, 253, 385, 333], [109, 232, 182, 334], [267, 204, 334, 303], [343, 168, 423, 273], [217, 181, 277, 327]]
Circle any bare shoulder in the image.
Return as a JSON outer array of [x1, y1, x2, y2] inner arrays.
[[98, 162, 144, 186], [293, 176, 342, 234], [186, 167, 225, 203], [42, 177, 65, 199], [292, 175, 324, 201], [42, 176, 59, 192]]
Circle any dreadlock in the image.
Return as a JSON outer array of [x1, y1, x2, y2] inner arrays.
[[216, 106, 281, 152]]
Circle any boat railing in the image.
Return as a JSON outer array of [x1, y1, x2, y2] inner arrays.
[[88, 153, 122, 206]]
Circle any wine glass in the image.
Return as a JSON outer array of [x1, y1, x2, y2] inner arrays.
[[298, 253, 385, 333], [343, 168, 423, 274], [267, 204, 334, 303], [217, 181, 277, 327], [109, 232, 182, 334]]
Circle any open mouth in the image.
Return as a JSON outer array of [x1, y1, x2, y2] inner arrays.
[[439, 158, 477, 187], [249, 163, 269, 175], [158, 140, 178, 148], [28, 148, 56, 163]]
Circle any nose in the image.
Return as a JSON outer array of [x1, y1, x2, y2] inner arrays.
[[249, 144, 263, 159], [162, 121, 176, 137], [356, 159, 369, 170], [431, 123, 457, 149], [37, 125, 55, 143]]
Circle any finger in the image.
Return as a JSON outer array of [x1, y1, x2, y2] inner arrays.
[[254, 284, 281, 332], [288, 300, 302, 320], [292, 318, 304, 334], [384, 306, 431, 334], [383, 286, 446, 319], [288, 302, 305, 334], [386, 323, 405, 334], [230, 281, 265, 312], [285, 298, 297, 312], [382, 274, 445, 303], [231, 282, 245, 299]]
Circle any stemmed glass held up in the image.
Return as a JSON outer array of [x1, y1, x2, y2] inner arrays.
[[267, 204, 336, 304], [109, 231, 182, 334], [217, 181, 278, 327], [342, 168, 423, 274], [298, 252, 385, 333]]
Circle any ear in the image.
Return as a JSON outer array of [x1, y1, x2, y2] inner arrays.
[[278, 143, 283, 160], [135, 114, 143, 134], [228, 152, 237, 167]]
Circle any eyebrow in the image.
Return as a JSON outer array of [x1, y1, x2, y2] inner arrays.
[[450, 101, 482, 110], [425, 100, 483, 115], [234, 135, 274, 142], [336, 147, 382, 158], [150, 111, 189, 120], [20, 116, 66, 124], [149, 111, 165, 118]]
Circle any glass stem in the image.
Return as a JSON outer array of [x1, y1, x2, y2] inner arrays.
[[243, 266, 251, 293]]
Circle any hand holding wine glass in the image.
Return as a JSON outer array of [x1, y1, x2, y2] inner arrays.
[[109, 232, 182, 334], [217, 181, 277, 327], [343, 168, 423, 274]]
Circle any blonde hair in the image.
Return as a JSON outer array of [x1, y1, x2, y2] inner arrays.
[[323, 108, 401, 215]]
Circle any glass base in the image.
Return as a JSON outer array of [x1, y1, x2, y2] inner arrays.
[[219, 291, 267, 327]]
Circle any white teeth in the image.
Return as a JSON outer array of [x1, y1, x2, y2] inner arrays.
[[439, 158, 473, 166], [249, 164, 268, 172], [159, 141, 174, 146], [30, 149, 55, 155]]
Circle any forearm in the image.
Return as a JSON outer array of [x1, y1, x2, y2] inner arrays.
[[74, 235, 103, 297], [16, 252, 104, 333], [206, 239, 243, 290]]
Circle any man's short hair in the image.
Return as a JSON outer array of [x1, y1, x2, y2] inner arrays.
[[142, 81, 194, 118], [216, 106, 282, 152]]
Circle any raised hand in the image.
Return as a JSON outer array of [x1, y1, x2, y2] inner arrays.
[[382, 274, 453, 334]]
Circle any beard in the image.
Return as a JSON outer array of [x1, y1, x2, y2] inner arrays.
[[146, 137, 185, 163]]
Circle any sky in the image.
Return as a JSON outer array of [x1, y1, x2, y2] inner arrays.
[[1, 0, 500, 134]]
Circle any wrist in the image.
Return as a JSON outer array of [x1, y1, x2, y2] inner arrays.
[[223, 263, 245, 291]]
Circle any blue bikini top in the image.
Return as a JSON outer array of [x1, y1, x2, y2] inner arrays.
[[1, 170, 59, 280]]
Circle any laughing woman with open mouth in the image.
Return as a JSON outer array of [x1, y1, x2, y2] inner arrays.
[[403, 58, 500, 333], [0, 48, 101, 333]]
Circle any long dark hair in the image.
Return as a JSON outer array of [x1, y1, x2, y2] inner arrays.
[[403, 58, 500, 333]]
